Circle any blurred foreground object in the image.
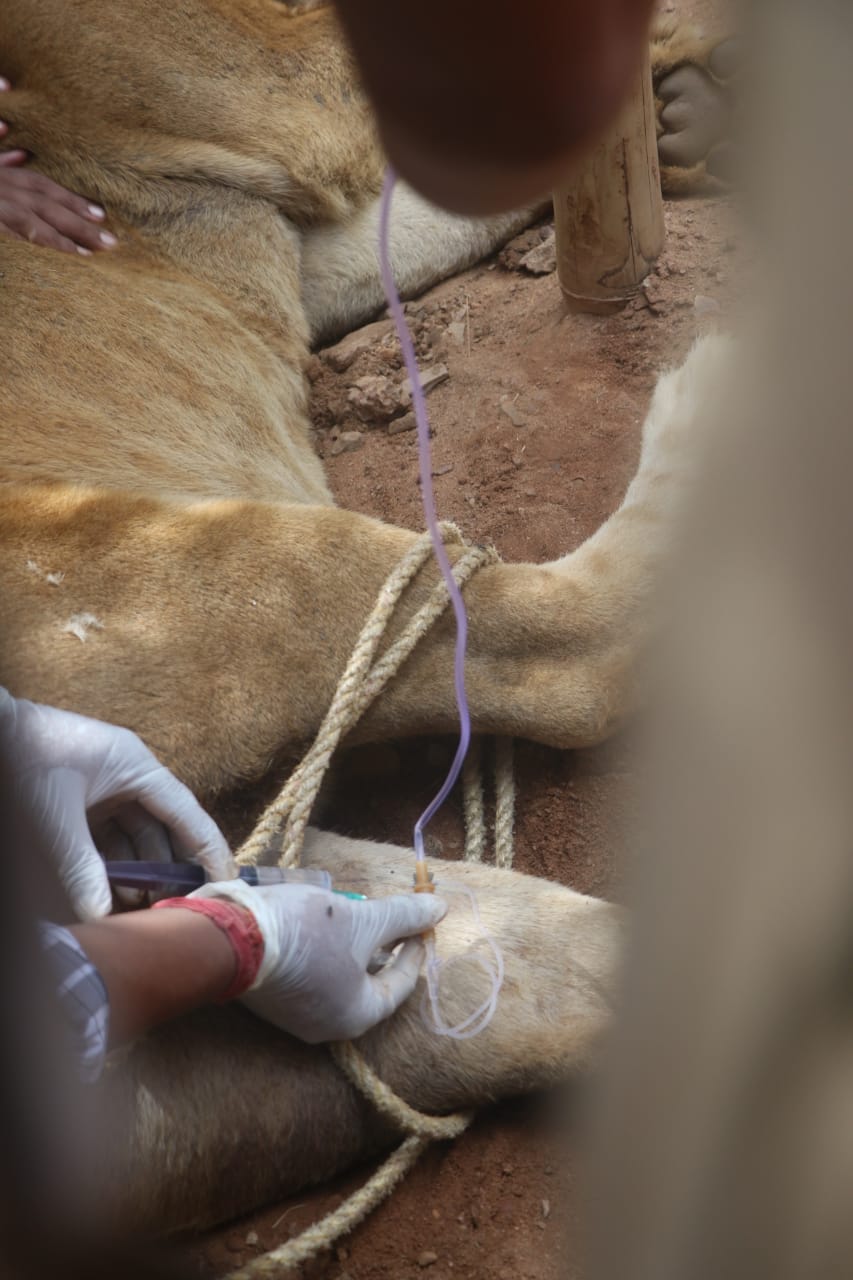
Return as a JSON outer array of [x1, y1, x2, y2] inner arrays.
[[332, 0, 656, 215], [587, 2, 853, 1278], [555, 47, 664, 313]]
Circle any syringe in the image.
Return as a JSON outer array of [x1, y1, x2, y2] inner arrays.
[[105, 862, 365, 898]]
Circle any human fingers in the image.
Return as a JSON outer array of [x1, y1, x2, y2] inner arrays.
[[0, 201, 95, 254], [53, 802, 116, 921], [106, 800, 175, 864], [91, 816, 148, 909], [0, 164, 112, 249], [352, 893, 447, 962], [133, 764, 237, 882], [18, 195, 114, 253], [0, 148, 28, 167], [351, 937, 427, 1034]]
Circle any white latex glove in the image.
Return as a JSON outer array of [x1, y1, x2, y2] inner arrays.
[[0, 690, 235, 921], [190, 879, 447, 1043]]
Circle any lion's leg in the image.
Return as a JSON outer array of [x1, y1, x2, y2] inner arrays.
[[651, 19, 740, 195], [300, 181, 544, 345], [103, 831, 622, 1235], [0, 338, 723, 796], [0, 487, 643, 794]]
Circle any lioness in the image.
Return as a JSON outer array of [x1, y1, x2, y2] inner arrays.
[[0, 0, 727, 1239]]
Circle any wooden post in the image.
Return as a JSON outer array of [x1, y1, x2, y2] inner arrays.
[[554, 50, 664, 314]]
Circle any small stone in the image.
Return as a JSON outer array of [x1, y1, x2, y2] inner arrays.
[[523, 487, 536, 498], [519, 231, 557, 275], [417, 1251, 439, 1268], [245, 1231, 259, 1247], [388, 411, 416, 435], [348, 374, 405, 424], [433, 463, 454, 477], [321, 319, 393, 372], [694, 293, 721, 315], [500, 399, 528, 427], [499, 223, 553, 271], [329, 429, 365, 455], [502, 1163, 515, 1176], [447, 321, 467, 347], [402, 362, 450, 400], [541, 1199, 551, 1220]]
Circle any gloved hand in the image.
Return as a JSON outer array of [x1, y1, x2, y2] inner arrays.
[[190, 878, 447, 1043], [0, 690, 235, 921]]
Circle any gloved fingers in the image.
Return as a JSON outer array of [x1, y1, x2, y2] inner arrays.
[[90, 813, 154, 910], [34, 778, 114, 921], [108, 800, 174, 863], [353, 937, 426, 1035], [92, 815, 136, 862], [57, 835, 115, 921], [353, 892, 447, 962], [129, 765, 236, 882]]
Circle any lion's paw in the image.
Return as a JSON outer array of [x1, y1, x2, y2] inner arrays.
[[652, 21, 740, 196]]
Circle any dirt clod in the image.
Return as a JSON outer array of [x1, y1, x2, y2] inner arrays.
[[417, 1251, 439, 1268], [348, 374, 405, 424], [322, 318, 393, 372]]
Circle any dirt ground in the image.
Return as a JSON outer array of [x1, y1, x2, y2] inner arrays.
[[196, 6, 736, 1277]]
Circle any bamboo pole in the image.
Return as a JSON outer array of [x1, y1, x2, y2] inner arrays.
[[554, 50, 664, 314]]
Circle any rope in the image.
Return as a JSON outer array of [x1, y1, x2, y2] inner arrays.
[[494, 736, 515, 871], [226, 525, 514, 1279], [236, 525, 497, 868], [462, 736, 486, 863], [225, 1136, 426, 1279]]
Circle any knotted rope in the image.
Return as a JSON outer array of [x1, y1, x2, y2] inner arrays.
[[227, 524, 515, 1278]]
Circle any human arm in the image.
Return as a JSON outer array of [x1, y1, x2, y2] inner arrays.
[[331, 0, 656, 215], [69, 906, 238, 1047], [0, 78, 116, 253]]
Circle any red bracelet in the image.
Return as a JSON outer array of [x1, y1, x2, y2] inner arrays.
[[152, 897, 265, 1002]]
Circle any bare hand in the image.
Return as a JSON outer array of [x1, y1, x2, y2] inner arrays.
[[0, 78, 117, 255]]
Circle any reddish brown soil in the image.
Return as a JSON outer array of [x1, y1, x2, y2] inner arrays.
[[196, 10, 737, 1277]]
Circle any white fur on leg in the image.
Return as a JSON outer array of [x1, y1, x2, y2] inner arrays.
[[300, 182, 545, 345]]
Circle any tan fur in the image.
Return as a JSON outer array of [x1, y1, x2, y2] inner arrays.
[[0, 0, 703, 796], [0, 0, 723, 1232], [103, 830, 622, 1233]]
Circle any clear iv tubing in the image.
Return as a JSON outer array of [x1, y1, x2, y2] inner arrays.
[[379, 169, 504, 1040]]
